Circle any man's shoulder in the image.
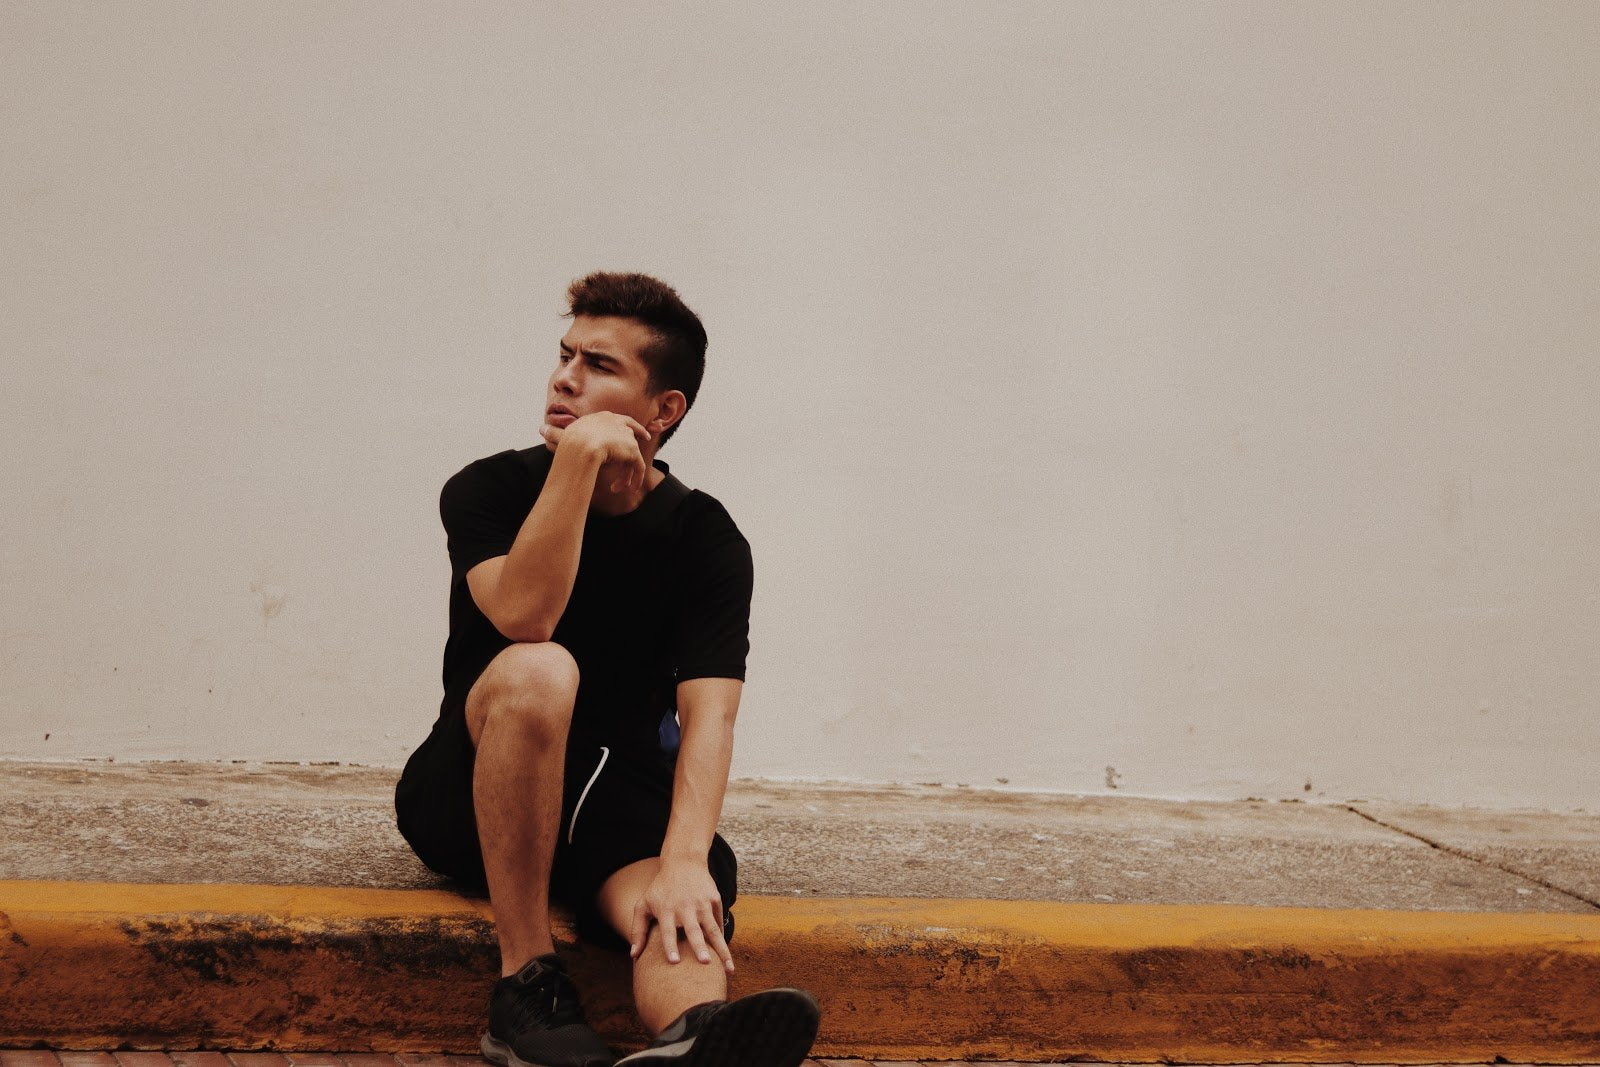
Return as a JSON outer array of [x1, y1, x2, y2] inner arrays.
[[437, 447, 551, 532], [443, 445, 549, 493], [677, 485, 740, 528], [673, 487, 752, 560]]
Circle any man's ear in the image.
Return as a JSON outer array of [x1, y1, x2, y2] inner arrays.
[[648, 390, 688, 436]]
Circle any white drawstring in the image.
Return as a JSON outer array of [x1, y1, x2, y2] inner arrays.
[[567, 746, 610, 844]]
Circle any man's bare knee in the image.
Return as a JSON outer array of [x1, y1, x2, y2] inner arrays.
[[466, 642, 580, 746]]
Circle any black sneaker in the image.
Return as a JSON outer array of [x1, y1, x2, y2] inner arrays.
[[480, 952, 615, 1067], [614, 987, 820, 1067]]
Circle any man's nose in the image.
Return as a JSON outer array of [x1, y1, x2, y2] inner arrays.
[[552, 360, 579, 392]]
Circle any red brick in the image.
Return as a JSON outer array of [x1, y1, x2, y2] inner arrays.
[[113, 1055, 172, 1067], [1, 1053, 60, 1067], [168, 1055, 232, 1067], [333, 1058, 400, 1067], [226, 1056, 291, 1067], [55, 1055, 115, 1067]]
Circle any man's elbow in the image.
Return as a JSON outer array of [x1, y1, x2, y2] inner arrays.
[[692, 706, 738, 733], [681, 700, 742, 735], [501, 623, 555, 644], [678, 683, 743, 732], [494, 605, 561, 645], [680, 711, 738, 746]]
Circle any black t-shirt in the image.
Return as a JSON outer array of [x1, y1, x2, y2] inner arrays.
[[437, 445, 753, 751]]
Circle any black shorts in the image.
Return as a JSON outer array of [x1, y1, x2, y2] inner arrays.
[[393, 698, 738, 951]]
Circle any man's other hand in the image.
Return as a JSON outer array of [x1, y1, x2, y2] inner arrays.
[[628, 856, 734, 973], [541, 411, 651, 494]]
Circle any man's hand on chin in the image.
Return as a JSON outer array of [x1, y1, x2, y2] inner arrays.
[[628, 856, 735, 974], [540, 411, 652, 494]]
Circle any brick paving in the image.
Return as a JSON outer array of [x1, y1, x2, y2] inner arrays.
[[6, 1055, 1596, 1067]]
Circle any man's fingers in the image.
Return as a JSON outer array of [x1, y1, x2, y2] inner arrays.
[[600, 458, 631, 494], [710, 927, 732, 979], [683, 915, 713, 966], [705, 910, 734, 973], [694, 908, 732, 972], [657, 911, 681, 963], [628, 904, 651, 959]]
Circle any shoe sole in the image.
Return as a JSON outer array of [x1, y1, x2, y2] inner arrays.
[[616, 988, 821, 1067], [481, 1031, 535, 1067], [480, 1029, 606, 1067]]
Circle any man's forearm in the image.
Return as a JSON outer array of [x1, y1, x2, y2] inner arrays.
[[661, 710, 736, 862], [495, 443, 604, 641]]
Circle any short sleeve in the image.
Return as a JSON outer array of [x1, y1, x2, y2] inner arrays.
[[671, 498, 755, 683], [439, 457, 527, 579]]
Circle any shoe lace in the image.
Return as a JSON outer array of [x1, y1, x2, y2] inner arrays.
[[507, 968, 586, 1031]]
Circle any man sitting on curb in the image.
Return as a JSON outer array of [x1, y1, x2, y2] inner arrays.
[[395, 271, 820, 1067]]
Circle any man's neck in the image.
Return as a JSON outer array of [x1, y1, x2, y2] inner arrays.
[[589, 464, 666, 517]]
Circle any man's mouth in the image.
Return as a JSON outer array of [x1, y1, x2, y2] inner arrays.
[[547, 404, 576, 427]]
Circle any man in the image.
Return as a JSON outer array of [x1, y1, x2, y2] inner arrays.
[[395, 272, 820, 1067]]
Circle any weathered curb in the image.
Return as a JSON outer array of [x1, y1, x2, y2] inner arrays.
[[2, 880, 1599, 1063]]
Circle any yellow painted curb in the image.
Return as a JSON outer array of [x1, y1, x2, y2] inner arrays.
[[3, 881, 1599, 1062]]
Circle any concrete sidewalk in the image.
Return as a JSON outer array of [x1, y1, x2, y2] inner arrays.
[[2, 761, 1598, 1062]]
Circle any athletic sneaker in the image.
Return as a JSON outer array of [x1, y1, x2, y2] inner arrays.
[[480, 952, 615, 1067], [614, 987, 821, 1067]]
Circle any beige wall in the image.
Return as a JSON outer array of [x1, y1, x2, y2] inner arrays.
[[3, 2, 1596, 808]]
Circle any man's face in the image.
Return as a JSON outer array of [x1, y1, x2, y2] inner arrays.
[[545, 315, 660, 436]]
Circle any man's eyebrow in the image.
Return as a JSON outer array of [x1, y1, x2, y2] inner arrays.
[[559, 341, 616, 362]]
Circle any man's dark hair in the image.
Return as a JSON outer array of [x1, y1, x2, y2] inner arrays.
[[565, 271, 707, 446]]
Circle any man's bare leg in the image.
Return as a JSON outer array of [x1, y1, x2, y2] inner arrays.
[[465, 641, 579, 976], [597, 857, 728, 1034]]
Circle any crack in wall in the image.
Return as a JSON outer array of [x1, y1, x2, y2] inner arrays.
[[1341, 804, 1600, 911]]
